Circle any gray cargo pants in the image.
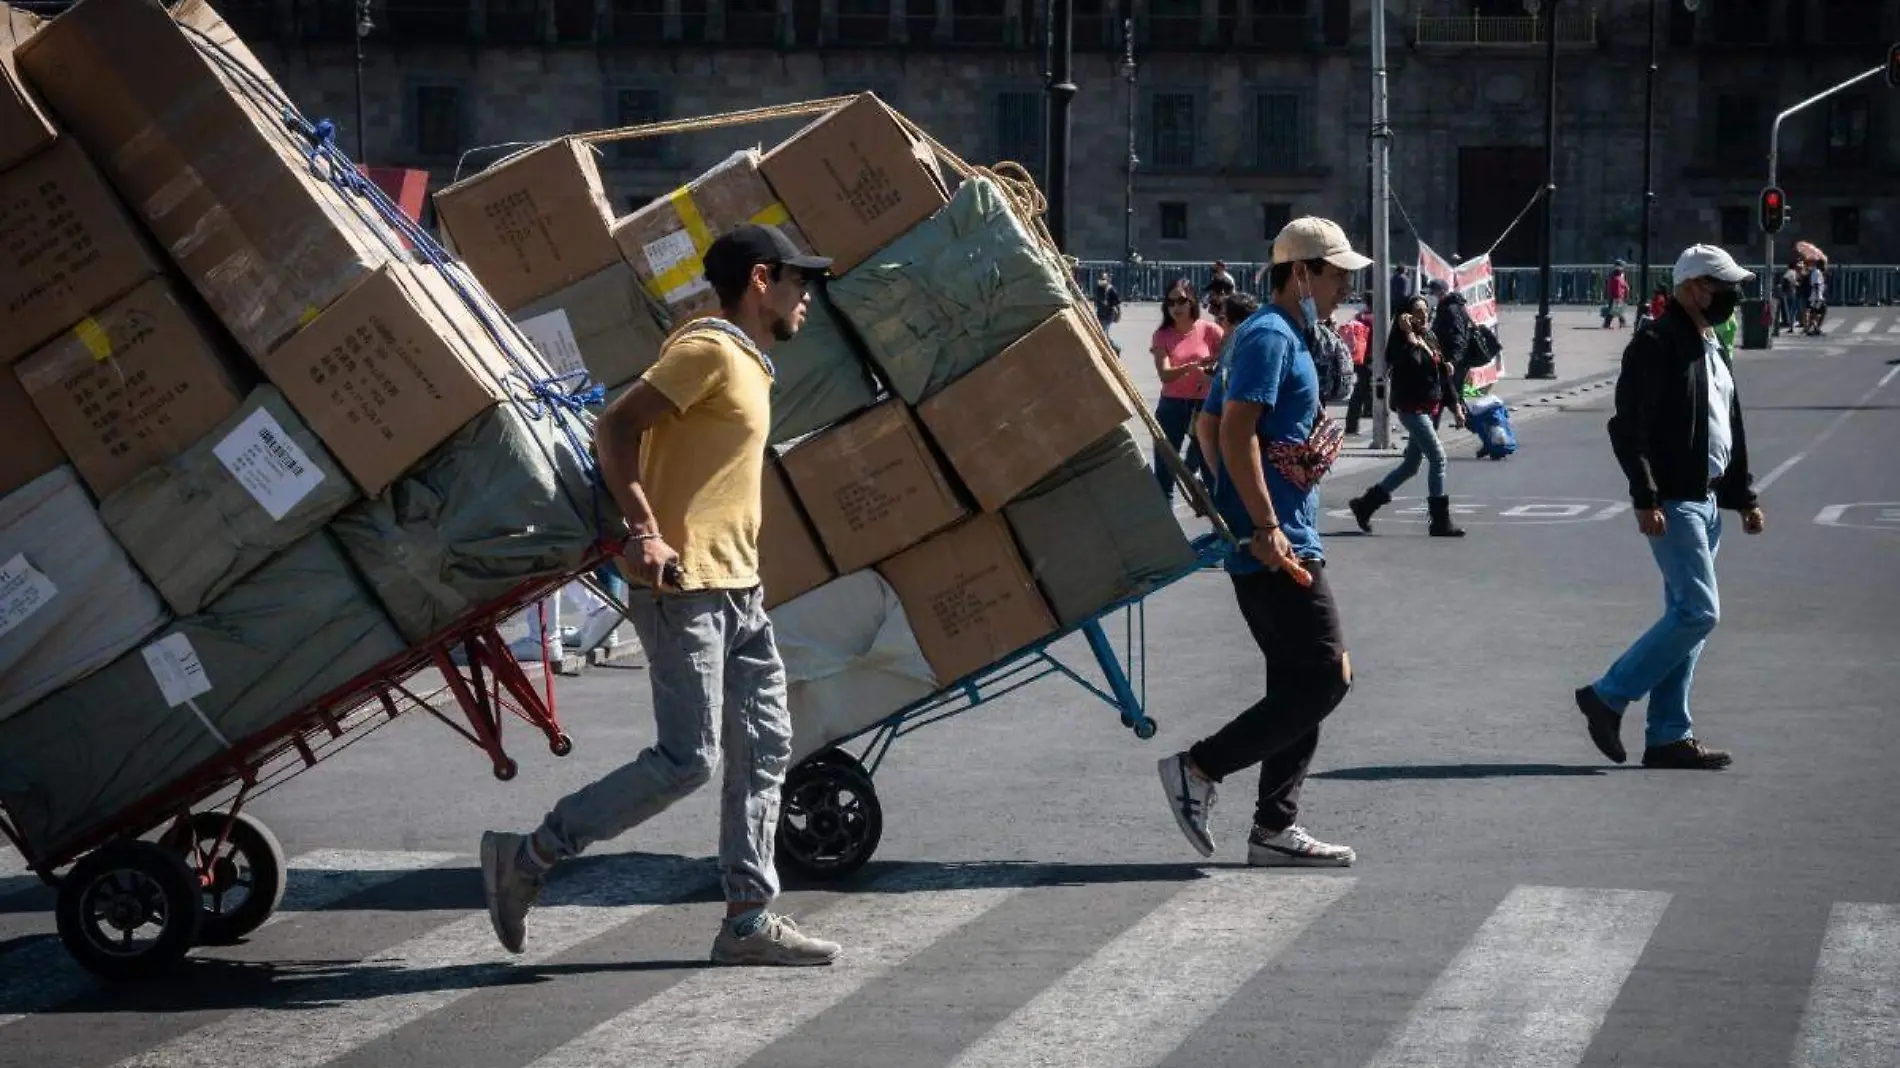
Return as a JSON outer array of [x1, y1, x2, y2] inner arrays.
[[529, 585, 792, 904]]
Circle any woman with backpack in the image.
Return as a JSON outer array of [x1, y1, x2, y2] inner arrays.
[[1348, 295, 1467, 538]]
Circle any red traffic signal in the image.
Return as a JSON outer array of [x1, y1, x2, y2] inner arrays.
[[1759, 186, 1788, 234], [1888, 41, 1900, 89]]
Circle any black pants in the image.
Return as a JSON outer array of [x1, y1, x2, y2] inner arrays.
[[1345, 369, 1374, 432], [1188, 562, 1351, 833], [1153, 396, 1210, 498]]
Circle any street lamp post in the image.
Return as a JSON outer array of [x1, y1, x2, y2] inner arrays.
[[1524, 0, 1558, 379], [1043, 0, 1077, 249], [354, 0, 373, 163], [1121, 18, 1137, 270]]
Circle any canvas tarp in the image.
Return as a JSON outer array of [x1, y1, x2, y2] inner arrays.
[[329, 399, 610, 644], [98, 386, 359, 617], [1003, 428, 1198, 627], [0, 532, 405, 858], [771, 569, 939, 764], [828, 177, 1073, 405], [0, 466, 169, 724], [768, 288, 882, 446]]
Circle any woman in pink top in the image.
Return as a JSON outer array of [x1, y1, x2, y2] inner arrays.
[[1150, 281, 1224, 501]]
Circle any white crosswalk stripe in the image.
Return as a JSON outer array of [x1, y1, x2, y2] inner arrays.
[[0, 847, 25, 880], [946, 872, 1354, 1068], [1888, 320, 1900, 333], [0, 850, 458, 1031], [1852, 318, 1876, 334], [1362, 885, 1670, 1068], [530, 877, 1019, 1068], [113, 853, 705, 1068], [1794, 902, 1900, 1068]]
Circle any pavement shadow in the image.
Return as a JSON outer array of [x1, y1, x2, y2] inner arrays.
[[1312, 762, 1614, 781]]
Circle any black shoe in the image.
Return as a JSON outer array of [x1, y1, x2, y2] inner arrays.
[[1349, 485, 1391, 533], [1428, 495, 1466, 538], [1574, 685, 1627, 764], [1642, 738, 1733, 770]]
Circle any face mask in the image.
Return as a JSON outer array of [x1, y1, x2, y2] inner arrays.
[[1296, 269, 1320, 331], [1704, 287, 1739, 323]]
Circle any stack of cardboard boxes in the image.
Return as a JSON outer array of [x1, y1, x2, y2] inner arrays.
[[0, 0, 606, 859], [435, 91, 1196, 756]]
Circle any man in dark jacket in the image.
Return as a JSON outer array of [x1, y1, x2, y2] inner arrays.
[[1574, 244, 1766, 771]]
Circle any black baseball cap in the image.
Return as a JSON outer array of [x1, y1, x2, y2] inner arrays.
[[701, 224, 833, 292]]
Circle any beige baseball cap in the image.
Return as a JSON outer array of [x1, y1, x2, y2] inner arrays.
[[1271, 216, 1373, 270]]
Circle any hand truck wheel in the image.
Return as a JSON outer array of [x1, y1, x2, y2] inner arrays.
[[162, 811, 287, 946], [1133, 718, 1159, 741], [775, 757, 882, 882], [494, 758, 519, 782], [549, 733, 574, 757], [55, 840, 202, 980]]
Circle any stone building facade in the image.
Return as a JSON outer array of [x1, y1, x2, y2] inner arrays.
[[210, 0, 1896, 267]]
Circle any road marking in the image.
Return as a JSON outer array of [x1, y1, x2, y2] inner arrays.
[[1793, 903, 1900, 1068], [0, 850, 460, 1030], [1889, 320, 1900, 334], [0, 847, 26, 881], [115, 854, 704, 1068], [531, 879, 1020, 1068], [1363, 885, 1669, 1068], [1851, 319, 1876, 335], [947, 872, 1354, 1068], [1757, 362, 1900, 492]]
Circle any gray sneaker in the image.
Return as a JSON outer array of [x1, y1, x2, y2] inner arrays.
[[1247, 824, 1355, 868], [1157, 753, 1217, 858], [480, 831, 543, 954], [710, 913, 841, 967]]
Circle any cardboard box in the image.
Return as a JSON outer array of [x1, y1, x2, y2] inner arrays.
[[0, 364, 64, 497], [877, 514, 1056, 685], [510, 260, 670, 390], [433, 138, 620, 313], [14, 277, 249, 498], [759, 94, 949, 275], [760, 456, 833, 610], [612, 149, 814, 323], [0, 137, 164, 365], [0, 6, 55, 172], [780, 399, 966, 574], [17, 0, 402, 360], [261, 263, 547, 497], [916, 307, 1135, 512]]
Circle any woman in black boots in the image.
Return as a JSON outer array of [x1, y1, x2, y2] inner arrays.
[[1349, 296, 1466, 538]]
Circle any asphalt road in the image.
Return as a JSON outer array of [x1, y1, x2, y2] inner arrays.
[[2, 309, 1897, 1068]]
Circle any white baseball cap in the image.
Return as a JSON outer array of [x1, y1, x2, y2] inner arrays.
[[1674, 244, 1755, 285], [1271, 217, 1373, 270]]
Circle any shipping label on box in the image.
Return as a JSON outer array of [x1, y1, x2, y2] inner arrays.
[[916, 307, 1136, 512], [779, 399, 966, 574], [877, 514, 1056, 686], [759, 94, 949, 276], [612, 149, 815, 323], [0, 551, 58, 642], [0, 365, 65, 497], [14, 277, 248, 498], [0, 138, 163, 365], [261, 264, 525, 497], [760, 455, 834, 610], [433, 138, 621, 313], [16, 0, 400, 361], [510, 260, 670, 390], [0, 7, 56, 173]]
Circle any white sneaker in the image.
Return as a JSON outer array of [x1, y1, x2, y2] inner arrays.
[[1247, 824, 1355, 867], [1157, 753, 1217, 858], [710, 913, 841, 966], [569, 605, 621, 654]]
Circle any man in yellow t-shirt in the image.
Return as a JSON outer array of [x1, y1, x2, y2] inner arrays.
[[481, 224, 843, 967]]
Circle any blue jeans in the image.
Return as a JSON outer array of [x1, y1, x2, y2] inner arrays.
[[1592, 496, 1722, 747], [1153, 396, 1211, 498], [1378, 411, 1448, 498]]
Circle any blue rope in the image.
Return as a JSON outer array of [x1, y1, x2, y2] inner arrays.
[[174, 23, 611, 541]]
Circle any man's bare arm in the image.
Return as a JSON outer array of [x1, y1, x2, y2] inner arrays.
[[595, 380, 677, 540]]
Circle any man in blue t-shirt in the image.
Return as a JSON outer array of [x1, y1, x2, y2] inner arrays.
[[1158, 217, 1368, 868]]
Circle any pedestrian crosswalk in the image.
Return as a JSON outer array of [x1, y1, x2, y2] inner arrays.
[[1, 848, 1895, 1068], [1773, 308, 1900, 345]]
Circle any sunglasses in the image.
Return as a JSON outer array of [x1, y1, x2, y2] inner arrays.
[[1168, 297, 1194, 306]]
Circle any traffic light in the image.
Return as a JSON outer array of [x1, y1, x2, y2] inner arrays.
[[1887, 41, 1900, 89], [1759, 186, 1787, 234]]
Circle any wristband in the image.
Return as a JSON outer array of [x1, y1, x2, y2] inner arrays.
[[630, 531, 664, 542]]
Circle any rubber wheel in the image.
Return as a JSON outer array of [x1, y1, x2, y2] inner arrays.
[[494, 759, 519, 782], [55, 840, 202, 980], [1134, 718, 1159, 740], [166, 812, 287, 946], [805, 747, 868, 778], [776, 758, 882, 882], [549, 733, 574, 757]]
